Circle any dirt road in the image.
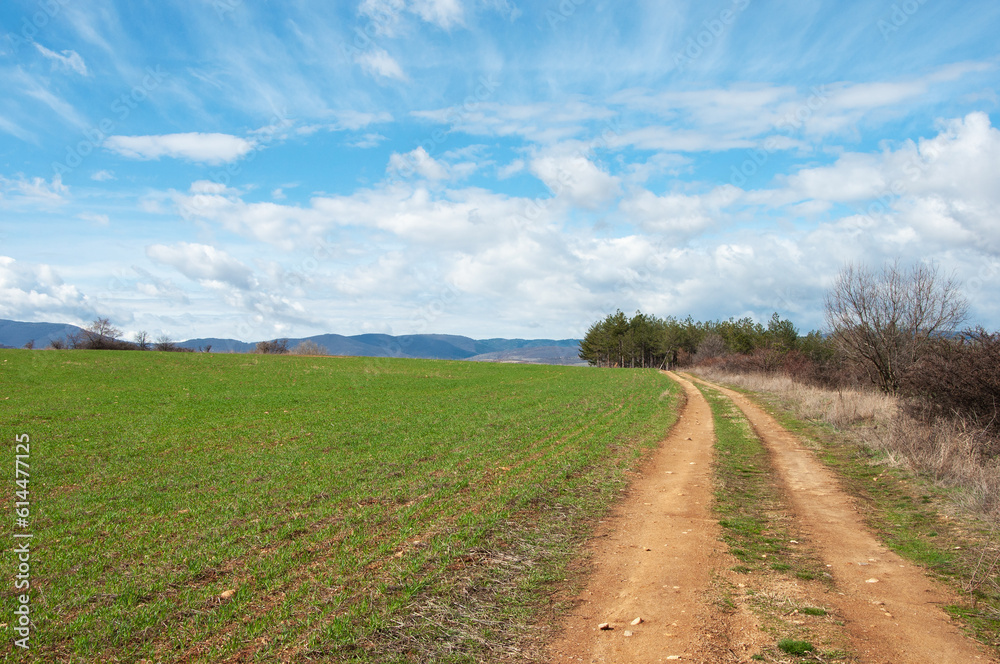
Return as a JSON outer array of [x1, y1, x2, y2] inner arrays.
[[548, 373, 761, 663], [548, 372, 997, 663]]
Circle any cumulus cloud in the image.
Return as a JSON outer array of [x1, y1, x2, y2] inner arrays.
[[529, 153, 621, 209], [0, 256, 91, 321], [620, 185, 741, 238], [776, 112, 1000, 253], [104, 133, 255, 164], [388, 147, 450, 180], [145, 242, 255, 290]]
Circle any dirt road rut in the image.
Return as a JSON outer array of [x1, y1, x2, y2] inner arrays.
[[547, 372, 997, 664]]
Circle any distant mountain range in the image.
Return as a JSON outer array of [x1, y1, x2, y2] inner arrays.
[[0, 319, 585, 366]]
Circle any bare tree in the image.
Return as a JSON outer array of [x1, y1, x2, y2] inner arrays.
[[79, 317, 123, 349], [134, 330, 150, 350], [825, 260, 969, 394], [154, 334, 177, 351]]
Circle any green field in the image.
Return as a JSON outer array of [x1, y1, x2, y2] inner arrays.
[[1, 350, 679, 662]]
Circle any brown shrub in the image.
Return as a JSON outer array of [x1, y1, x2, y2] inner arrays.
[[901, 328, 1000, 442]]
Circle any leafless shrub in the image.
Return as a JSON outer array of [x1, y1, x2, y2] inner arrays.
[[254, 339, 289, 354], [291, 340, 328, 356], [901, 327, 1000, 443]]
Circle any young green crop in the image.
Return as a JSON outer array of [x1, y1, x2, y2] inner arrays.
[[1, 350, 679, 662]]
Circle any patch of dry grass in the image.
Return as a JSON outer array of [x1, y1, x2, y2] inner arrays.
[[696, 369, 897, 429], [695, 368, 1000, 520]]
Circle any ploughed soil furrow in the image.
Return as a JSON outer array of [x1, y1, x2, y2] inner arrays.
[[688, 373, 999, 664]]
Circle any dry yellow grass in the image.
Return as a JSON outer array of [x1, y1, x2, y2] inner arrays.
[[695, 369, 897, 428], [696, 368, 1000, 519]]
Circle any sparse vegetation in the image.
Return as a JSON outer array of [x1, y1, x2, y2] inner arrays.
[[778, 638, 815, 655]]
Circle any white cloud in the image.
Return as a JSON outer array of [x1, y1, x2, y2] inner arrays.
[[358, 0, 406, 36], [388, 147, 449, 180], [35, 42, 87, 76], [77, 212, 110, 226], [145, 243, 256, 290], [0, 256, 92, 321], [529, 153, 621, 209], [355, 48, 408, 81], [0, 116, 34, 143], [410, 0, 465, 29], [774, 112, 1000, 253], [497, 159, 524, 179], [34, 43, 89, 76], [103, 133, 255, 164], [348, 132, 387, 148], [620, 185, 741, 238], [0, 173, 68, 206], [90, 170, 116, 181]]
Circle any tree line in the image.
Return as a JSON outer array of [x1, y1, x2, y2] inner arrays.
[[579, 310, 825, 370], [583, 260, 997, 449], [32, 318, 328, 355]]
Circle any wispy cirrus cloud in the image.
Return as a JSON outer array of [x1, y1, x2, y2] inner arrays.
[[34, 43, 89, 76]]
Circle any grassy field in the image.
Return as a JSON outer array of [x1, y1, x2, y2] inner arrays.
[[1, 350, 679, 663]]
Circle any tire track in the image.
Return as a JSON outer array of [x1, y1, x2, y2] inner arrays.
[[549, 372, 761, 663], [687, 373, 998, 664]]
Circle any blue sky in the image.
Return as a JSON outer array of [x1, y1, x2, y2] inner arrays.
[[1, 0, 998, 342]]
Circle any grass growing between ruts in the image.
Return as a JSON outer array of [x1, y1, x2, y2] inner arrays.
[[698, 384, 850, 662], [1, 350, 680, 663], [697, 371, 1000, 656]]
